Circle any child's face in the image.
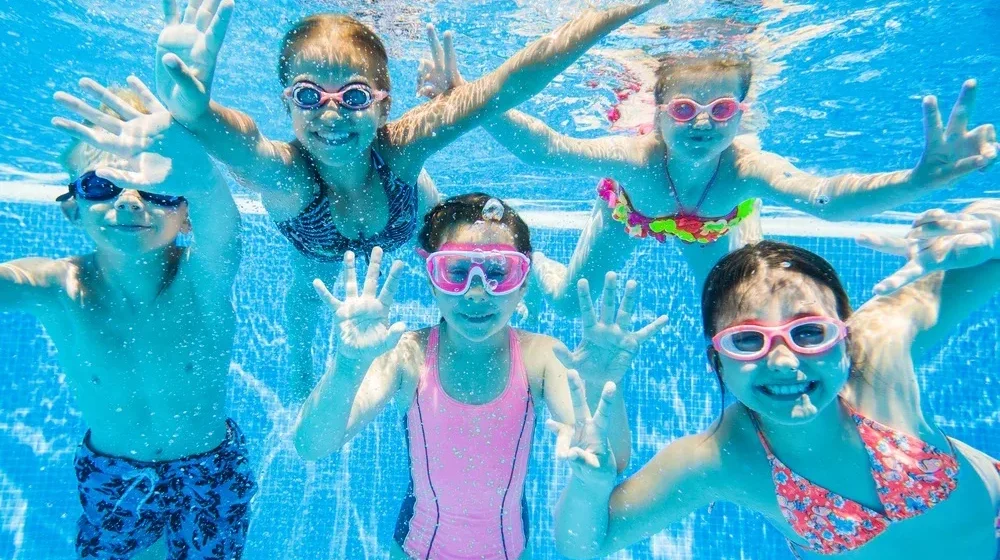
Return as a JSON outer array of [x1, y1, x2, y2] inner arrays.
[[657, 70, 745, 160], [284, 52, 388, 167], [64, 172, 189, 256], [430, 223, 527, 343], [712, 268, 850, 425]]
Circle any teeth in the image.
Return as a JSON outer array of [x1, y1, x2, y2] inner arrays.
[[316, 131, 351, 143], [763, 382, 812, 396]]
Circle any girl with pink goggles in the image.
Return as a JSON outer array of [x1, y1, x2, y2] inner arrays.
[[421, 243, 531, 296], [711, 316, 848, 361]]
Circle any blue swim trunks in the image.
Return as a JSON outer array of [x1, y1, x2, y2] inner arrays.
[[74, 419, 257, 560]]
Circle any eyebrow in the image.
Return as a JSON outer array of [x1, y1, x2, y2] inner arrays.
[[729, 311, 827, 327]]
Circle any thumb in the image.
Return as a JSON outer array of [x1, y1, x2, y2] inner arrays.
[[161, 53, 205, 94], [553, 345, 576, 369]]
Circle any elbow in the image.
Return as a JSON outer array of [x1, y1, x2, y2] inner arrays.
[[292, 423, 338, 461]]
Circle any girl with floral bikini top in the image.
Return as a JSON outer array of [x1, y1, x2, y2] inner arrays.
[[545, 199, 1000, 559]]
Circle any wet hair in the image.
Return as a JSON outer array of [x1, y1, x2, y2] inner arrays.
[[277, 14, 391, 92], [653, 52, 753, 104], [60, 87, 149, 177], [701, 241, 853, 416], [418, 193, 532, 255]]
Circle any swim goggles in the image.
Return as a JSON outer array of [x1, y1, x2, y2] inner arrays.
[[711, 316, 847, 361], [660, 97, 748, 123], [57, 171, 186, 207], [421, 244, 531, 296], [283, 81, 388, 111]]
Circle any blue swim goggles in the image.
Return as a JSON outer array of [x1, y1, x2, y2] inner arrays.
[[58, 171, 186, 207]]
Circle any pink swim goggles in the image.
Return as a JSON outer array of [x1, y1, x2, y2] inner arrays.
[[283, 81, 388, 111], [712, 316, 847, 361], [421, 244, 531, 296], [660, 97, 748, 123]]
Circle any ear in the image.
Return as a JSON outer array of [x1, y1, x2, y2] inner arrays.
[[377, 96, 391, 127], [706, 344, 723, 374], [60, 198, 80, 223]]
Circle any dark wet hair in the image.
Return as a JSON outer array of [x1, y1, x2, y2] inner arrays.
[[277, 14, 391, 92], [653, 52, 753, 104], [701, 241, 853, 415], [418, 193, 532, 255]]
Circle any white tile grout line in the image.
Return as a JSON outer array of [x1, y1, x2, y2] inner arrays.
[[1, 182, 914, 238]]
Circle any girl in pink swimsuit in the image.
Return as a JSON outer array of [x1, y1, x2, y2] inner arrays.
[[293, 193, 668, 559], [548, 199, 1000, 559]]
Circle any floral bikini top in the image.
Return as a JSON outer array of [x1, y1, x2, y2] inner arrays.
[[751, 400, 962, 557], [597, 157, 755, 244]]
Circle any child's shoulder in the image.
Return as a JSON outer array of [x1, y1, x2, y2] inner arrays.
[[512, 328, 558, 353]]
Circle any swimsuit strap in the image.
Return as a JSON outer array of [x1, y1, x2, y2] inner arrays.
[[664, 154, 723, 213], [746, 408, 778, 460]]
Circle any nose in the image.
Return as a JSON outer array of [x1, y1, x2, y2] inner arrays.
[[114, 190, 145, 212], [463, 277, 489, 301], [691, 112, 713, 129], [766, 338, 801, 376], [318, 106, 345, 122]]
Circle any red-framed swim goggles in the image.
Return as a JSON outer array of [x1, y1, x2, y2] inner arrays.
[[711, 316, 848, 362], [660, 97, 748, 123], [420, 243, 531, 296]]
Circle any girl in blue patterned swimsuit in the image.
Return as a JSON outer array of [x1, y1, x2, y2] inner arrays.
[[152, 0, 667, 398]]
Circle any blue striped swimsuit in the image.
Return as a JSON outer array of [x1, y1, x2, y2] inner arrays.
[[276, 150, 419, 262]]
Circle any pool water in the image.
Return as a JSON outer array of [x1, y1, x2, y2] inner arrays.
[[1, 1, 998, 558]]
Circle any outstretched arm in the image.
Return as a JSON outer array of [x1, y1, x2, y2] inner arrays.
[[155, 0, 309, 209], [548, 374, 718, 558], [293, 248, 410, 460], [746, 80, 996, 221], [388, 1, 666, 177], [0, 258, 66, 313], [855, 199, 1000, 356]]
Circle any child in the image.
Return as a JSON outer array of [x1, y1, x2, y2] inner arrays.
[[293, 194, 667, 559], [152, 0, 667, 396], [548, 210, 1000, 559], [5, 76, 256, 559], [417, 39, 999, 315]]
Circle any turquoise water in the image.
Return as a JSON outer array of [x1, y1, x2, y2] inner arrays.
[[1, 0, 998, 558]]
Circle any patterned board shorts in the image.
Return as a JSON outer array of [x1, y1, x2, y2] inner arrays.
[[75, 419, 257, 560]]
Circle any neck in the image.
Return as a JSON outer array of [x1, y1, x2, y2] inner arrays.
[[91, 245, 178, 306], [438, 321, 509, 367], [314, 147, 375, 198], [752, 397, 852, 456], [665, 147, 722, 189]]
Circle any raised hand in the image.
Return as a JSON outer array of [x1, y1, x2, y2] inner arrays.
[[416, 24, 465, 99], [912, 80, 998, 188], [546, 371, 617, 485], [155, 0, 235, 124], [556, 272, 668, 384], [858, 208, 997, 295], [313, 247, 407, 363], [51, 76, 209, 191]]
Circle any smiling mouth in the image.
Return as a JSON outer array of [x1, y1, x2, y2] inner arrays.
[[311, 130, 357, 146], [111, 225, 151, 232], [461, 312, 496, 324], [757, 380, 819, 401]]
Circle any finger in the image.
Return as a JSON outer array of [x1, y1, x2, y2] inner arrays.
[[363, 246, 383, 295], [908, 218, 991, 239], [442, 30, 458, 82], [126, 76, 166, 114], [940, 155, 990, 181], [343, 251, 359, 298], [945, 79, 976, 137], [567, 370, 592, 424], [195, 0, 220, 31], [634, 314, 669, 343], [873, 260, 926, 296], [205, 0, 234, 55], [313, 278, 343, 311], [51, 117, 106, 147], [53, 92, 124, 134], [921, 95, 944, 149], [79, 78, 143, 120], [426, 24, 444, 70], [377, 260, 404, 307], [94, 168, 151, 189], [576, 278, 597, 330], [974, 124, 998, 160], [181, 0, 204, 24], [856, 232, 911, 257], [162, 0, 180, 24], [545, 419, 574, 459], [911, 208, 949, 228], [571, 448, 602, 470], [553, 344, 577, 370], [590, 382, 617, 435], [614, 278, 638, 329], [599, 271, 618, 325], [161, 53, 204, 94], [383, 322, 407, 351]]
